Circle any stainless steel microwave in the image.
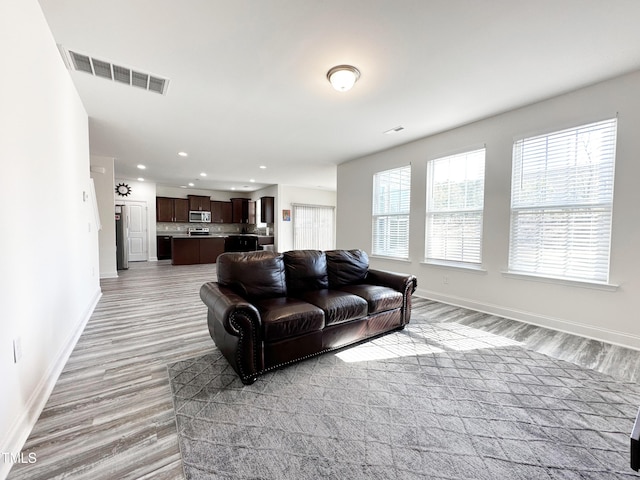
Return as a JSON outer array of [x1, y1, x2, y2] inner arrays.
[[189, 210, 211, 223]]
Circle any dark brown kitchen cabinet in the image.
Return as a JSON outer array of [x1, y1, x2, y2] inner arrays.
[[156, 197, 189, 222], [188, 195, 211, 212], [210, 201, 233, 223], [231, 198, 256, 224], [260, 196, 274, 223]]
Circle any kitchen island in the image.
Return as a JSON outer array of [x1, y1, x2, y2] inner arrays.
[[163, 234, 274, 265]]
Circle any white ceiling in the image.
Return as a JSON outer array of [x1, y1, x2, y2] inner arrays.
[[38, 0, 640, 192]]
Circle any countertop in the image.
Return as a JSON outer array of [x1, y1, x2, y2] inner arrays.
[[160, 233, 273, 240]]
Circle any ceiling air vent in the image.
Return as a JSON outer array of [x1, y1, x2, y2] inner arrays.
[[62, 48, 169, 95]]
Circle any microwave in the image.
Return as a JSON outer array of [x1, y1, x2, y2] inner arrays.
[[189, 210, 211, 223]]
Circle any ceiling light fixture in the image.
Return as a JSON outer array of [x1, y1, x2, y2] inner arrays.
[[178, 151, 188, 157], [188, 182, 194, 187], [327, 65, 360, 92], [200, 172, 207, 177], [137, 164, 146, 169], [137, 178, 144, 182]]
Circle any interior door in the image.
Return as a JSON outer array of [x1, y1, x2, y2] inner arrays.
[[125, 201, 148, 262]]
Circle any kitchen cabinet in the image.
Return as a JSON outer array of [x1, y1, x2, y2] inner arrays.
[[157, 236, 172, 260], [231, 198, 256, 224], [260, 196, 274, 223], [171, 237, 225, 265], [210, 200, 233, 223], [156, 197, 189, 222], [188, 195, 211, 212]]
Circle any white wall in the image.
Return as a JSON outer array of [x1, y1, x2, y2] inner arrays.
[[338, 70, 640, 350], [115, 178, 157, 261], [91, 156, 117, 278], [0, 1, 100, 477], [277, 186, 337, 252]]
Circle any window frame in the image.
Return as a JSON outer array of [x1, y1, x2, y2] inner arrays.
[[507, 118, 617, 284], [371, 165, 411, 260], [425, 148, 486, 267]]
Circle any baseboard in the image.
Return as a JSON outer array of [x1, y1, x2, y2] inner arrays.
[[149, 256, 158, 262], [415, 288, 640, 351], [100, 271, 118, 279], [0, 287, 102, 480]]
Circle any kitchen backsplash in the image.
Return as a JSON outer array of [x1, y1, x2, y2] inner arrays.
[[156, 222, 272, 235]]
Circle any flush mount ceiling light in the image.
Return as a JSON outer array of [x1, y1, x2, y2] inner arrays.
[[327, 65, 360, 92]]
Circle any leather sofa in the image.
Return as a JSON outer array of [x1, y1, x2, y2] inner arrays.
[[200, 249, 417, 384]]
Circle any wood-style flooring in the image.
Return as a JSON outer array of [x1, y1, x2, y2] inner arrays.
[[7, 260, 640, 479]]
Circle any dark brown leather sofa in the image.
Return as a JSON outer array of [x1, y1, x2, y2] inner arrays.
[[200, 249, 417, 384]]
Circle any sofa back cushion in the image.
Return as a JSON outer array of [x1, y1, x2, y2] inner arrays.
[[283, 250, 329, 295], [217, 251, 286, 300], [326, 249, 369, 288]]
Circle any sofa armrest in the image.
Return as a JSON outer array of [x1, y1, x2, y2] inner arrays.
[[366, 269, 417, 326], [366, 269, 417, 294], [200, 282, 263, 383]]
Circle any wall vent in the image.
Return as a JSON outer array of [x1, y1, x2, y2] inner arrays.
[[59, 47, 169, 95]]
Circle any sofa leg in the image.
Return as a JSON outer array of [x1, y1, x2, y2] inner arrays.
[[241, 376, 257, 385]]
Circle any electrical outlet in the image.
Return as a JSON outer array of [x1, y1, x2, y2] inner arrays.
[[443, 275, 449, 285], [13, 337, 22, 363]]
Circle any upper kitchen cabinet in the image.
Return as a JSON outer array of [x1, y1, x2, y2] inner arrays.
[[231, 198, 256, 224], [156, 197, 189, 222], [260, 196, 274, 224], [188, 195, 211, 211], [211, 200, 233, 223]]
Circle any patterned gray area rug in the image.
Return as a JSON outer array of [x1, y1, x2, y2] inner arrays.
[[168, 319, 640, 479]]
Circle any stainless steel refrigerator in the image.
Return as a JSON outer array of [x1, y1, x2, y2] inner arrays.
[[115, 205, 129, 270]]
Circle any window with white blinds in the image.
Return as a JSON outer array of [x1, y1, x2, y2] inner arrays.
[[372, 165, 411, 259], [426, 148, 485, 265], [293, 204, 335, 250], [509, 118, 617, 283]]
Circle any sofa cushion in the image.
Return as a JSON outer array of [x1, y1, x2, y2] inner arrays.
[[283, 250, 329, 295], [326, 249, 369, 288], [255, 297, 325, 341], [216, 251, 286, 300], [298, 290, 368, 326], [339, 284, 403, 314]]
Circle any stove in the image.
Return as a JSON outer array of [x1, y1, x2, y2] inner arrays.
[[188, 227, 210, 236]]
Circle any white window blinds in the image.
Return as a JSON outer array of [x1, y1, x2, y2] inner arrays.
[[509, 118, 617, 283], [293, 204, 335, 250], [372, 165, 411, 259], [426, 148, 485, 265]]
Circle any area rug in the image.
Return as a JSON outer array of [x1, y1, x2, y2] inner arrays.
[[168, 319, 640, 479]]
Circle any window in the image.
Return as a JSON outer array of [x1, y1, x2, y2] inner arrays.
[[509, 118, 617, 283], [426, 148, 485, 265], [372, 165, 411, 259], [293, 204, 335, 250]]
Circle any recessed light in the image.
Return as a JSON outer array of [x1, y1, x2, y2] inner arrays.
[[259, 165, 267, 169], [178, 151, 188, 157], [137, 177, 144, 182], [200, 172, 207, 177], [231, 187, 236, 190], [137, 164, 146, 170], [384, 126, 405, 134], [188, 182, 194, 187], [249, 179, 255, 183]]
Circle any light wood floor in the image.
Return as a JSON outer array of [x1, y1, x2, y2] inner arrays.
[[8, 261, 640, 479]]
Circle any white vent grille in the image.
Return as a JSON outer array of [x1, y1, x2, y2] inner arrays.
[[63, 48, 169, 95]]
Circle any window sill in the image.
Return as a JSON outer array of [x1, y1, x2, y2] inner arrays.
[[501, 271, 619, 291], [421, 260, 487, 274], [369, 255, 412, 263]]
